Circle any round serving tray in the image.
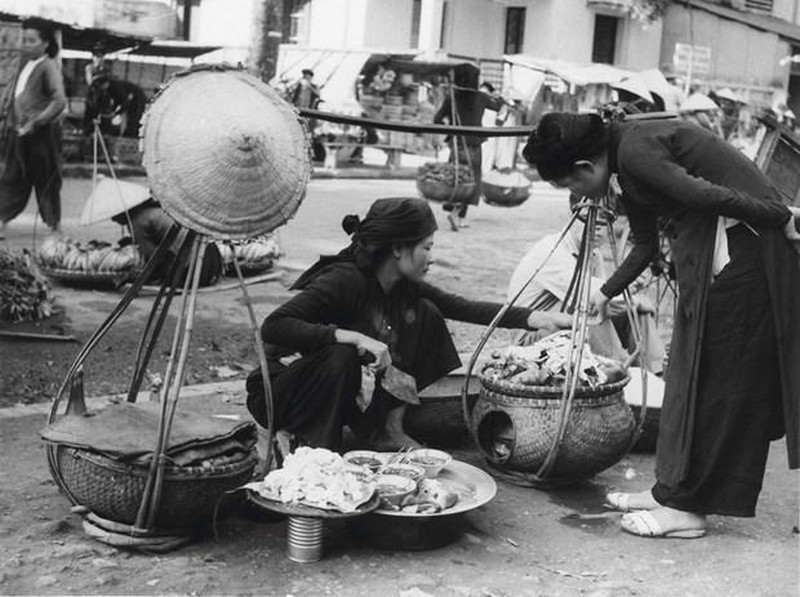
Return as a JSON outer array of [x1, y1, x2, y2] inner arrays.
[[373, 460, 497, 518], [246, 491, 380, 519]]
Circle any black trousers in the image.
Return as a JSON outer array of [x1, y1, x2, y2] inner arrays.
[[0, 124, 62, 229], [246, 298, 462, 451], [652, 226, 784, 516]]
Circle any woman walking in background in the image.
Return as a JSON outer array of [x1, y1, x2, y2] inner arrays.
[[0, 18, 66, 240]]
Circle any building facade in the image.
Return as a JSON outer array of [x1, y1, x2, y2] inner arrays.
[[660, 0, 800, 106], [291, 0, 663, 70]]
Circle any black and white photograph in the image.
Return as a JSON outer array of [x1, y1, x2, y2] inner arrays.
[[0, 0, 798, 595]]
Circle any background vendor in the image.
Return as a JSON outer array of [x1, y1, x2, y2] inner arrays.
[[508, 198, 665, 374], [102, 194, 222, 287], [246, 197, 571, 456]]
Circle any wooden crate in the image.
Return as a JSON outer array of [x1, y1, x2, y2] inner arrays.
[[754, 114, 800, 207]]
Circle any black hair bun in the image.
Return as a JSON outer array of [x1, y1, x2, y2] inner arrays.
[[342, 214, 361, 235], [522, 113, 608, 181]]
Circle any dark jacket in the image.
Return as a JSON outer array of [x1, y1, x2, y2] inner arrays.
[[262, 261, 531, 388], [602, 119, 800, 482], [13, 57, 66, 129]]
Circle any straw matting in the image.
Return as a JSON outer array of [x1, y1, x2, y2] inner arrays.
[[142, 67, 310, 240]]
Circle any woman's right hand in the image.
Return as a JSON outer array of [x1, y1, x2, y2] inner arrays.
[[335, 329, 391, 372], [785, 207, 800, 241]]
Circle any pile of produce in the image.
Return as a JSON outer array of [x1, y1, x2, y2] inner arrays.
[[37, 235, 143, 274], [417, 162, 475, 187], [215, 235, 280, 275], [246, 447, 375, 513], [0, 247, 54, 322], [482, 331, 627, 389]]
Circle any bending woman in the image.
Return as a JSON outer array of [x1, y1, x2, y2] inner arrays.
[[523, 113, 800, 539], [246, 197, 570, 453]]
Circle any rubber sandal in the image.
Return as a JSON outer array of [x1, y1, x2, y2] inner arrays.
[[621, 510, 707, 539]]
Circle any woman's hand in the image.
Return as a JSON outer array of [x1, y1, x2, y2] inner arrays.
[[785, 207, 800, 241], [526, 311, 572, 332], [17, 121, 33, 136], [589, 287, 611, 322], [335, 329, 391, 372]]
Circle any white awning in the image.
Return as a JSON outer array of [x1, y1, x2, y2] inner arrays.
[[504, 54, 632, 88], [273, 46, 419, 114]]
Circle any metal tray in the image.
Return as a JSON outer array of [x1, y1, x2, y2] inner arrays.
[[247, 491, 380, 519], [374, 460, 497, 518]]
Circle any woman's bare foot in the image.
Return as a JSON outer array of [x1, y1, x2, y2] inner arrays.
[[606, 490, 660, 511], [370, 429, 422, 451]]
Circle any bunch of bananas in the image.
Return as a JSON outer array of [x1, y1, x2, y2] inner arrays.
[[216, 235, 281, 268], [38, 236, 144, 273]]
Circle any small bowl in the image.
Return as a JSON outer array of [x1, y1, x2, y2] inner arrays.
[[408, 449, 452, 478], [343, 450, 384, 473], [381, 463, 426, 484], [375, 474, 417, 508]]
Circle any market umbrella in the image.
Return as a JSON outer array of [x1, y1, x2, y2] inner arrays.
[[637, 69, 684, 111], [141, 67, 311, 240], [680, 92, 720, 113], [79, 177, 151, 225], [714, 87, 746, 105], [612, 75, 654, 103]]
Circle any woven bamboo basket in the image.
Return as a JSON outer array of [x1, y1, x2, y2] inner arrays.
[[416, 179, 476, 203], [56, 446, 257, 529], [482, 181, 531, 207], [472, 374, 634, 484]]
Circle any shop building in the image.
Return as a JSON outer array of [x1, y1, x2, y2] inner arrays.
[[661, 0, 800, 108]]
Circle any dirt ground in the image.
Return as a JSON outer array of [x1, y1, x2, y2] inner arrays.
[[0, 178, 797, 596]]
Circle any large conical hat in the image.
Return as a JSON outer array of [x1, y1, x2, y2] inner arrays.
[[141, 67, 310, 240]]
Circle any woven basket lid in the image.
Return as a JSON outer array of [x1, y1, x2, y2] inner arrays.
[[141, 67, 310, 240]]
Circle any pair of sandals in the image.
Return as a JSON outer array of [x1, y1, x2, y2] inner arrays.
[[606, 492, 707, 539]]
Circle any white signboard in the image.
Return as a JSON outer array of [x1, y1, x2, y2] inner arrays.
[[673, 43, 712, 76]]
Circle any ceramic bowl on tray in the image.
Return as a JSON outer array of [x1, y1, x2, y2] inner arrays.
[[408, 449, 452, 478], [375, 474, 417, 508], [380, 463, 426, 484], [343, 450, 384, 473]]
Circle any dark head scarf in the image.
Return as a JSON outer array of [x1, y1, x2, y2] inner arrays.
[[522, 113, 608, 181], [292, 197, 438, 289]]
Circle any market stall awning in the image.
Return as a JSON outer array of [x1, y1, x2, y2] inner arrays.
[[273, 46, 419, 114], [0, 11, 149, 53], [504, 54, 631, 87], [127, 41, 222, 59]]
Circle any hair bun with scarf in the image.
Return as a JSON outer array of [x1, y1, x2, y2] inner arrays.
[[342, 214, 361, 235], [293, 197, 437, 289]]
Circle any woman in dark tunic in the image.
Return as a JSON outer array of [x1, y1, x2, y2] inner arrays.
[[246, 197, 571, 453], [523, 113, 800, 538], [0, 19, 66, 239]]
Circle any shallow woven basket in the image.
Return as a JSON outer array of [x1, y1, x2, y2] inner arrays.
[[482, 181, 531, 207], [416, 179, 476, 203], [56, 446, 257, 529], [141, 67, 311, 240], [472, 374, 634, 484]]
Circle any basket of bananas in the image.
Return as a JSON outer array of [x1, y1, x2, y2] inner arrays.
[[215, 235, 281, 277], [416, 162, 475, 203], [37, 235, 144, 286]]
